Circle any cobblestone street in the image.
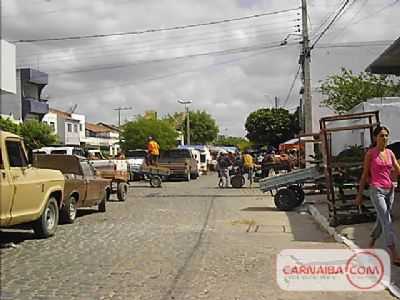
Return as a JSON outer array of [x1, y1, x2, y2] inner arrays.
[[0, 175, 396, 300]]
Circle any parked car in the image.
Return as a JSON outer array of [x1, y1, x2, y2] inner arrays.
[[126, 149, 147, 181], [33, 154, 111, 223], [159, 149, 199, 181], [0, 131, 65, 238]]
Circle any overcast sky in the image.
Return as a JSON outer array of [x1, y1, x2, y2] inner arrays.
[[1, 0, 399, 136]]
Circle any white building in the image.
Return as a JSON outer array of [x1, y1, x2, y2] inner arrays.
[[42, 108, 81, 146], [330, 97, 400, 155], [84, 122, 120, 156], [0, 40, 17, 121]]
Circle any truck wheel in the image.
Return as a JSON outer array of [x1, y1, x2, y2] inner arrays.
[[117, 183, 128, 201], [98, 192, 107, 212], [150, 176, 162, 188], [60, 195, 77, 224], [33, 197, 59, 238], [288, 185, 305, 207], [185, 170, 191, 182], [274, 188, 297, 211]]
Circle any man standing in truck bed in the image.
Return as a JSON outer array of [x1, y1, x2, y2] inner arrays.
[[147, 136, 160, 165]]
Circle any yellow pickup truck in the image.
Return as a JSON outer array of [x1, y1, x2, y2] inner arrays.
[[0, 131, 64, 238]]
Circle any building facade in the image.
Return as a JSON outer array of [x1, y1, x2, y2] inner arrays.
[[1, 68, 49, 122], [42, 108, 81, 146], [0, 40, 17, 121]]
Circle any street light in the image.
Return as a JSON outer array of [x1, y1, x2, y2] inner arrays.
[[177, 99, 192, 145]]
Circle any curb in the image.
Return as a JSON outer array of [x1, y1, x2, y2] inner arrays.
[[307, 203, 400, 298]]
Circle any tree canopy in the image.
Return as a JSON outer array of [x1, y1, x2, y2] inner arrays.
[[320, 68, 400, 113], [121, 117, 178, 151], [214, 135, 252, 151], [245, 108, 300, 148], [0, 118, 58, 150], [181, 110, 219, 144]]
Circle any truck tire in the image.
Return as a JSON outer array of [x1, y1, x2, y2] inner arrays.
[[33, 197, 59, 238], [185, 169, 191, 182], [60, 195, 77, 224], [98, 192, 107, 212], [274, 188, 297, 211], [117, 183, 128, 201], [150, 176, 162, 188]]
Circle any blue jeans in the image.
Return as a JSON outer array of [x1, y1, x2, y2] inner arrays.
[[370, 187, 396, 248]]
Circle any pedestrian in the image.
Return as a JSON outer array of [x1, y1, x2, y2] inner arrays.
[[217, 152, 231, 188], [147, 136, 160, 165], [242, 151, 254, 187], [356, 126, 400, 264]]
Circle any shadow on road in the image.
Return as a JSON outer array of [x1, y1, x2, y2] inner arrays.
[[241, 206, 279, 212]]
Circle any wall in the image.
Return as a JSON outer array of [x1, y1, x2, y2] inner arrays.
[[330, 98, 400, 155], [0, 70, 22, 121], [64, 119, 80, 146], [0, 40, 16, 94]]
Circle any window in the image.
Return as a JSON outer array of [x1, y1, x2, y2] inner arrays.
[[74, 124, 78, 133], [80, 161, 94, 177], [6, 141, 28, 167], [79, 124, 83, 132], [0, 149, 3, 169], [67, 123, 72, 132], [49, 122, 55, 131]]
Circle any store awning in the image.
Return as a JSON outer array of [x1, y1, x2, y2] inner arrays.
[[366, 37, 400, 75]]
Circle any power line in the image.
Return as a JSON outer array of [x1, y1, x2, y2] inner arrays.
[[16, 19, 300, 61], [310, 0, 351, 49], [16, 28, 299, 67], [283, 65, 301, 108], [12, 7, 301, 43], [20, 40, 299, 77], [48, 42, 299, 99]]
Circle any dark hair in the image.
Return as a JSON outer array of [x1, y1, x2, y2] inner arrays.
[[371, 125, 390, 147], [373, 125, 390, 137]]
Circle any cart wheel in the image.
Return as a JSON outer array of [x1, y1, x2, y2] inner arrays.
[[288, 185, 305, 207], [117, 183, 128, 201], [150, 176, 162, 188], [274, 188, 297, 211]]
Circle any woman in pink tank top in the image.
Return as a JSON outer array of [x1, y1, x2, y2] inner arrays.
[[356, 126, 400, 264]]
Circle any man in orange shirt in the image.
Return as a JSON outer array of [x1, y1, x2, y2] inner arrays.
[[147, 136, 160, 165]]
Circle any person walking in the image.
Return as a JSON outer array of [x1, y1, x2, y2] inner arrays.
[[242, 151, 255, 187], [147, 136, 160, 165], [217, 152, 231, 188], [356, 126, 400, 263]]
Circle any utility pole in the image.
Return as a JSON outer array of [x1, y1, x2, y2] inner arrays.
[[274, 96, 279, 109], [301, 0, 312, 135], [301, 0, 314, 164], [113, 106, 132, 128], [186, 105, 190, 145]]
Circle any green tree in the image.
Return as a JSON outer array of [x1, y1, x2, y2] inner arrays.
[[181, 110, 219, 144], [19, 120, 58, 150], [0, 117, 20, 134], [320, 68, 400, 113], [214, 136, 252, 152], [245, 108, 300, 148], [121, 117, 178, 151]]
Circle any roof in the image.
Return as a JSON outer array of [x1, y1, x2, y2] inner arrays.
[[96, 122, 120, 132], [366, 37, 400, 75], [49, 108, 72, 118], [85, 122, 111, 133]]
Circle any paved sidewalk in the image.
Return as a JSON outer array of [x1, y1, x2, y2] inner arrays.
[[308, 192, 400, 297]]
